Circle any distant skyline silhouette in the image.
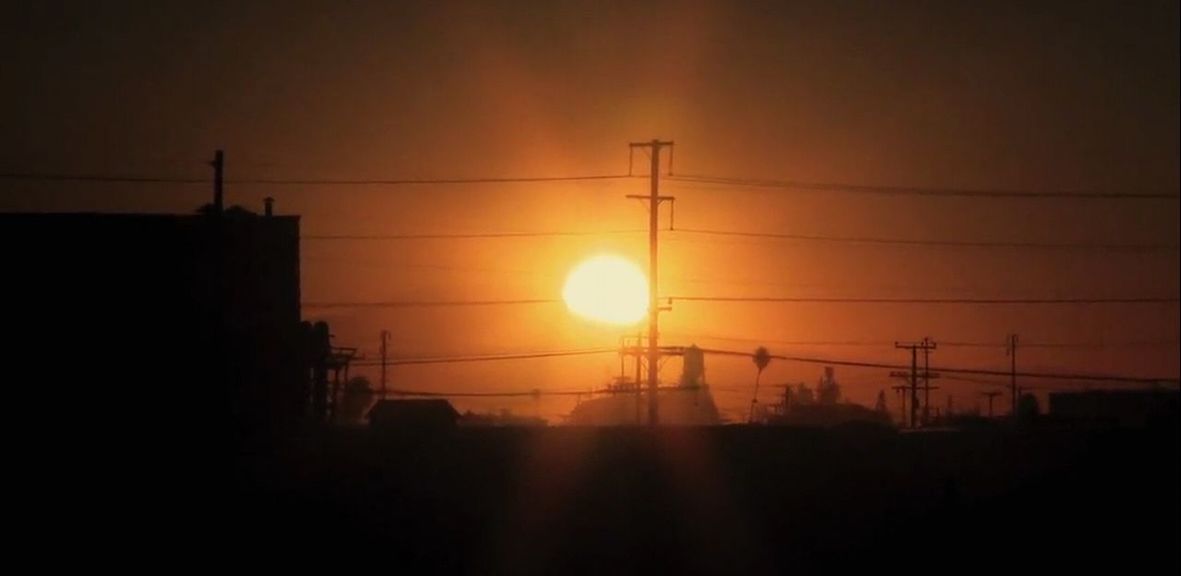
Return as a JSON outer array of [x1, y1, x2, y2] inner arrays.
[[1, 0, 1176, 420]]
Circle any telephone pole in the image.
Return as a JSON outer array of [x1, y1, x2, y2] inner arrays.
[[628, 139, 674, 425], [380, 329, 390, 397], [922, 337, 936, 426], [895, 339, 937, 427], [1006, 334, 1018, 419]]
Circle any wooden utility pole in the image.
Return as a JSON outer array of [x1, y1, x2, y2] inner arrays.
[[628, 140, 674, 425], [635, 332, 643, 424], [895, 339, 938, 427], [922, 337, 936, 425]]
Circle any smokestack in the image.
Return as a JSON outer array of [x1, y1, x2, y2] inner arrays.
[[264, 197, 274, 217]]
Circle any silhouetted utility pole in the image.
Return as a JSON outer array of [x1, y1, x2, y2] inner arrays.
[[1007, 334, 1019, 419], [628, 139, 674, 425], [634, 332, 643, 424], [982, 391, 1001, 418], [211, 149, 224, 213], [895, 339, 937, 427], [380, 330, 390, 397]]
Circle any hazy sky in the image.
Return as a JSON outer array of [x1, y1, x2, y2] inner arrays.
[[3, 1, 1177, 420]]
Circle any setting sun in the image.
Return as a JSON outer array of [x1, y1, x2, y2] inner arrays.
[[562, 255, 649, 325]]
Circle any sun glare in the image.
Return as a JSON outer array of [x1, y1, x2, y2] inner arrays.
[[562, 255, 649, 325]]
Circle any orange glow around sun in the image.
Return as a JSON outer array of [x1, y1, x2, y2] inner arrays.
[[562, 255, 649, 325]]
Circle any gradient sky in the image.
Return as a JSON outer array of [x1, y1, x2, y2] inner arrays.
[[3, 1, 1177, 421]]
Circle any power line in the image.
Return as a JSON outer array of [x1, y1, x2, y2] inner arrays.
[[10, 168, 1172, 199], [941, 340, 1180, 349], [667, 174, 1179, 200], [356, 345, 1175, 389], [304, 229, 645, 240], [697, 347, 1178, 384], [0, 173, 207, 184], [670, 296, 1179, 305], [666, 333, 898, 346], [671, 227, 1179, 253], [352, 347, 616, 366], [344, 344, 1173, 391], [304, 296, 1178, 309], [380, 387, 588, 398], [0, 171, 634, 186], [303, 298, 561, 309], [668, 333, 1180, 349], [229, 174, 633, 185], [352, 348, 618, 399], [300, 226, 1177, 252], [940, 374, 1012, 386], [379, 382, 710, 399], [299, 258, 557, 277]]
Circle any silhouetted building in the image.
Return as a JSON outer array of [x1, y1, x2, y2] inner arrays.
[[567, 344, 721, 425], [764, 368, 890, 428], [567, 386, 722, 425], [2, 208, 303, 440], [368, 399, 461, 432], [1049, 388, 1179, 428]]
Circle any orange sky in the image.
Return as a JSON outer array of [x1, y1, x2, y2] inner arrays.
[[2, 1, 1177, 421]]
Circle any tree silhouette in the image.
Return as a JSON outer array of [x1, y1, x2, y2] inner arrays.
[[749, 346, 772, 423]]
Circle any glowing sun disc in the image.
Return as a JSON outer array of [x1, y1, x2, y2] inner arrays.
[[562, 255, 649, 325]]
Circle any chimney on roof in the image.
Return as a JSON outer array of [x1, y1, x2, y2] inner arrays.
[[264, 197, 274, 217]]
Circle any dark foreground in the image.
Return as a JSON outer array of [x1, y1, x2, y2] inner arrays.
[[226, 424, 1177, 574]]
